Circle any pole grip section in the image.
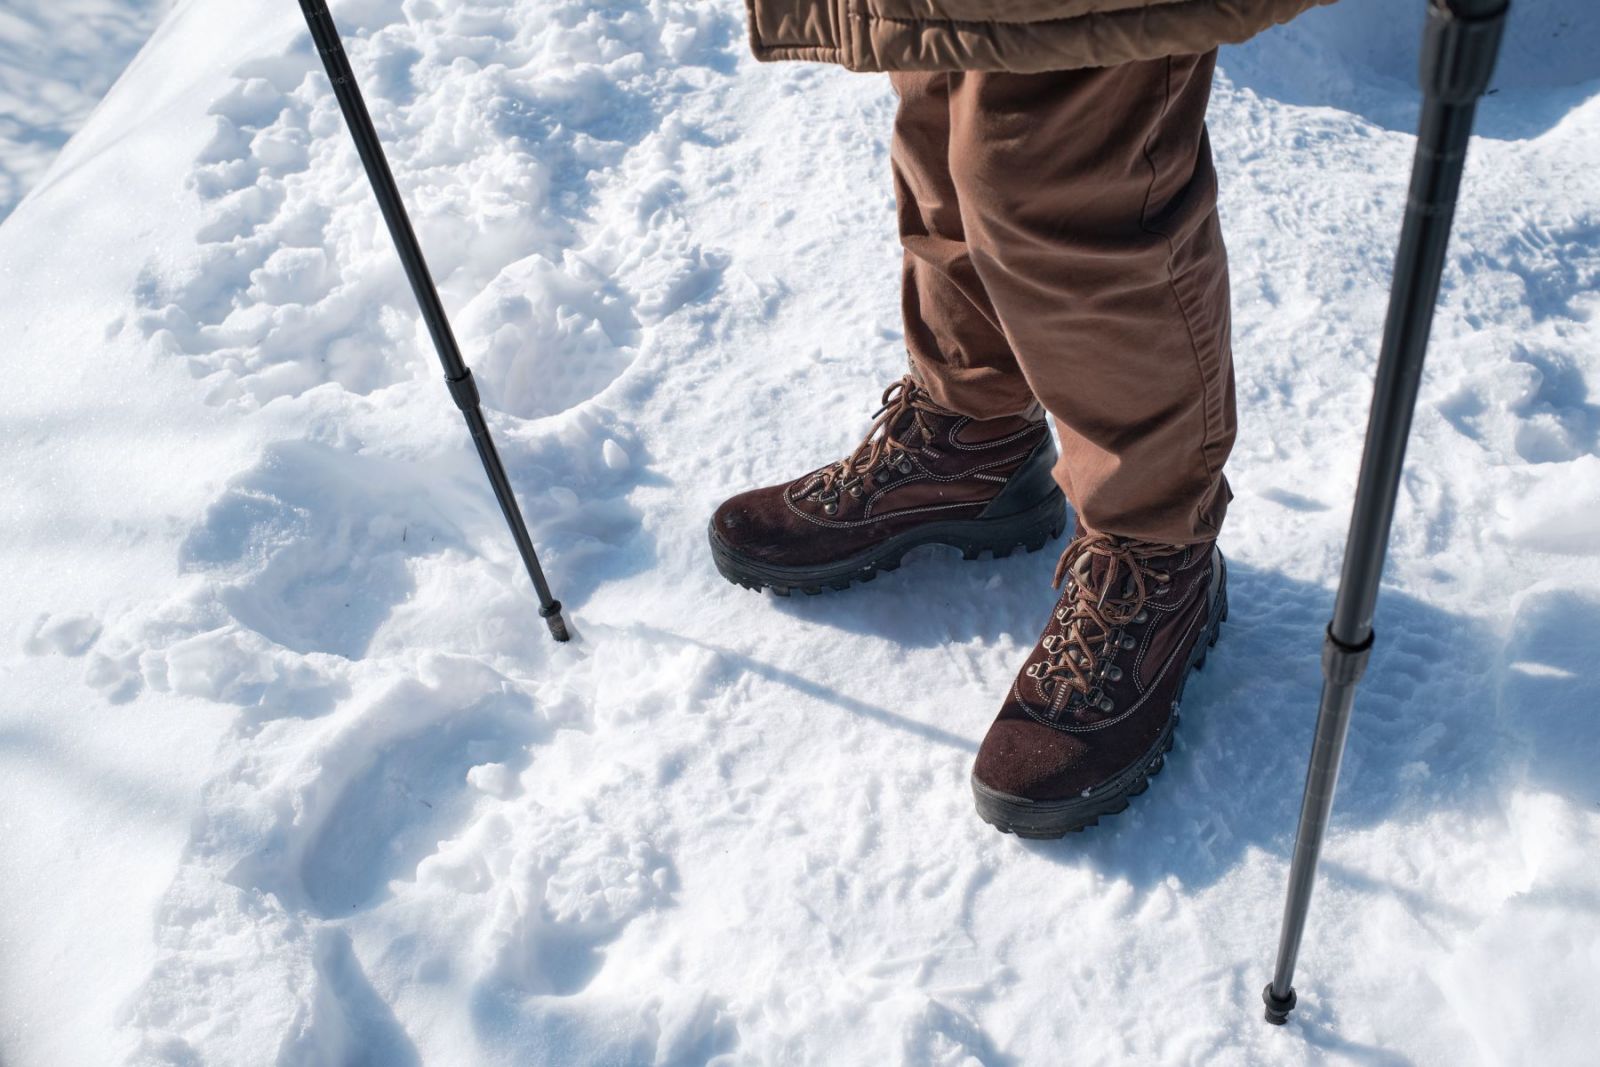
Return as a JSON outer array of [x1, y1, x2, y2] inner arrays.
[[1424, 0, 1507, 103]]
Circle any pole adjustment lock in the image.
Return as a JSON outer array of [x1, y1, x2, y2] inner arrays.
[[445, 369, 480, 413], [1321, 626, 1375, 686]]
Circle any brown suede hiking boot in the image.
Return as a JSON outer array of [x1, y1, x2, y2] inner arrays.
[[709, 376, 1066, 594], [972, 531, 1228, 837]]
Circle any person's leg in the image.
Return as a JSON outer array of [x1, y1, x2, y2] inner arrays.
[[890, 72, 1040, 420], [705, 75, 1072, 595], [947, 54, 1236, 546], [957, 55, 1238, 836]]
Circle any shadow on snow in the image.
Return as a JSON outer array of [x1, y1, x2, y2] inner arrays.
[[1221, 0, 1600, 140], [704, 542, 1600, 895]]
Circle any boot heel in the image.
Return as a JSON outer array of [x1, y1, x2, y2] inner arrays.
[[957, 489, 1067, 561], [1204, 555, 1228, 651]]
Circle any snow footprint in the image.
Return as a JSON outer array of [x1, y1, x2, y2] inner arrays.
[[178, 439, 466, 660], [409, 760, 681, 1002], [1498, 585, 1600, 801], [20, 611, 101, 656], [89, 373, 650, 712], [899, 999, 1013, 1067], [123, 656, 537, 1061], [135, 0, 727, 412], [134, 53, 416, 405], [277, 662, 543, 917]]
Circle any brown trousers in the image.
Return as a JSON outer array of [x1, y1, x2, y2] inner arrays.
[[892, 53, 1236, 545]]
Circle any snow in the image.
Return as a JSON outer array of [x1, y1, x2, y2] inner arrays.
[[0, 0, 171, 222], [1, 0, 1597, 1063]]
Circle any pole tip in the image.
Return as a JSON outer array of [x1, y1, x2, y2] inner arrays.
[[1262, 984, 1297, 1026], [540, 601, 571, 643]]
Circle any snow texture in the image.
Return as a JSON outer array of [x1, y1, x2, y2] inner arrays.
[[0, 0, 172, 222], [1, 0, 1597, 1063]]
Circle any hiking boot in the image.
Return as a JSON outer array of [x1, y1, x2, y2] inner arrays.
[[972, 531, 1228, 837], [709, 375, 1066, 595]]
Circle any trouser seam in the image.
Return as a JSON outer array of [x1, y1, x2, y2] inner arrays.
[[1137, 57, 1222, 538]]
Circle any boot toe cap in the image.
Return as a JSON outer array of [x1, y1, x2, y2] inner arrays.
[[711, 487, 797, 564], [973, 711, 1095, 802]]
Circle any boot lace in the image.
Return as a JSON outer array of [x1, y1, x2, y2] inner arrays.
[[801, 376, 946, 508], [1026, 534, 1176, 710]]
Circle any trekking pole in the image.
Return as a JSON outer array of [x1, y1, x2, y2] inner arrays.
[[1261, 0, 1506, 1025], [295, 0, 569, 642]]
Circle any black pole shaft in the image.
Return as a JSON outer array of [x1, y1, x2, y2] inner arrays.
[[1262, 0, 1506, 1024], [296, 0, 568, 642]]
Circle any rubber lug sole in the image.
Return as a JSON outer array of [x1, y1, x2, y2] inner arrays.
[[971, 556, 1230, 839], [709, 489, 1067, 596]]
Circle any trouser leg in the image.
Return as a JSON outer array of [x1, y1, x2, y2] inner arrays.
[[891, 72, 1039, 419], [891, 55, 1236, 544]]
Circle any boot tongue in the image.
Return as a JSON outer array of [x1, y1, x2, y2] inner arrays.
[[899, 380, 966, 445], [1071, 548, 1125, 602], [890, 406, 925, 448]]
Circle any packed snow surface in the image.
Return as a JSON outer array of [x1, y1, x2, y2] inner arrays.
[[2, 0, 1598, 1063]]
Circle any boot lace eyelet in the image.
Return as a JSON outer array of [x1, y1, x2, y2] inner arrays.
[[1033, 533, 1183, 714]]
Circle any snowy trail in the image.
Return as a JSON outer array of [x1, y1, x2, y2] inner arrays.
[[2, 0, 1598, 1063]]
